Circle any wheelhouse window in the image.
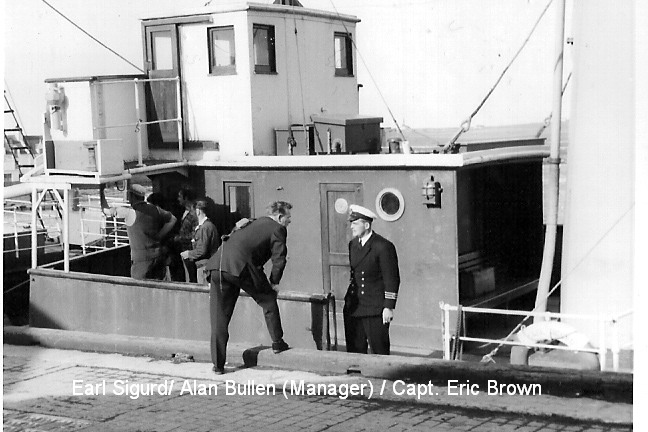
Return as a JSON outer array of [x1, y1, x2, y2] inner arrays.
[[253, 24, 276, 74], [334, 32, 353, 76], [150, 30, 173, 70], [208, 26, 236, 75], [224, 182, 254, 220]]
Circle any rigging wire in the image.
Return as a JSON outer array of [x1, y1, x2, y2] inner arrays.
[[291, 9, 310, 149], [443, 0, 554, 153], [327, 0, 406, 141], [40, 0, 145, 74]]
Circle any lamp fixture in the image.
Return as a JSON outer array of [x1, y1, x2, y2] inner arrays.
[[422, 175, 443, 208]]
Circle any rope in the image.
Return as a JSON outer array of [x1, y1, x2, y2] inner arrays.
[[443, 0, 554, 153], [327, 0, 406, 141], [40, 0, 145, 74], [479, 203, 635, 363]]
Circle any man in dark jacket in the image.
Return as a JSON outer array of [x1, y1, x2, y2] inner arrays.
[[344, 204, 400, 355], [107, 184, 176, 280], [180, 200, 220, 283], [204, 201, 292, 374]]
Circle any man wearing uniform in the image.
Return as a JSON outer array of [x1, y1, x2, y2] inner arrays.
[[344, 204, 400, 355], [204, 201, 293, 374]]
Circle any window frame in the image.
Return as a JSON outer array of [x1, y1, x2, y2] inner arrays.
[[252, 24, 277, 74], [208, 25, 236, 76], [334, 32, 354, 77], [375, 187, 405, 222], [224, 181, 254, 220]]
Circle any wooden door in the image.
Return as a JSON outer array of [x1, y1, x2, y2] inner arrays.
[[144, 24, 180, 146], [320, 183, 363, 349]]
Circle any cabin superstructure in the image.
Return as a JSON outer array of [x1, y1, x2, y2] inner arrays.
[[44, 2, 362, 166]]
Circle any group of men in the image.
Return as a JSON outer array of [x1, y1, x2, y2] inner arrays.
[[109, 186, 400, 376], [106, 185, 220, 283]]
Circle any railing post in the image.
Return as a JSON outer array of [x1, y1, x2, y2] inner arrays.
[[80, 208, 86, 255], [441, 302, 451, 360], [31, 187, 38, 269], [134, 78, 144, 167], [176, 76, 183, 161], [13, 207, 19, 258], [598, 319, 606, 371], [63, 188, 70, 272], [611, 318, 620, 372], [113, 217, 119, 247]]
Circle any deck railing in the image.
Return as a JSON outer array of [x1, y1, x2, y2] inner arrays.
[[3, 196, 130, 257], [91, 76, 183, 165], [440, 302, 633, 372], [3, 198, 62, 257]]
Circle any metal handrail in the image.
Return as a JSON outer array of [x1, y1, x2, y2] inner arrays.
[[439, 302, 633, 372], [87, 76, 184, 165]]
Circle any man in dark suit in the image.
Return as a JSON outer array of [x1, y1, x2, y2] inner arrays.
[[180, 200, 220, 284], [204, 201, 292, 374], [344, 204, 400, 355]]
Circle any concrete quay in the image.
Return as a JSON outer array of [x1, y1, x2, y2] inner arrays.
[[3, 325, 633, 430]]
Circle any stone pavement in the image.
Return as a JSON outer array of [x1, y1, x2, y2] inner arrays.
[[3, 345, 633, 431]]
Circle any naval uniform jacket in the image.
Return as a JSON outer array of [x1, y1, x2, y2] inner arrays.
[[348, 232, 400, 317], [204, 216, 287, 292]]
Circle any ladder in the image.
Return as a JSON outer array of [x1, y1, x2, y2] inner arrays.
[[3, 90, 63, 229], [4, 91, 36, 176]]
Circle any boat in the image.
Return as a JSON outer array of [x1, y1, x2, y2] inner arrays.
[[5, 1, 635, 367]]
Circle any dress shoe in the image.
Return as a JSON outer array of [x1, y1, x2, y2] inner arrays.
[[212, 365, 225, 375], [272, 340, 289, 354]]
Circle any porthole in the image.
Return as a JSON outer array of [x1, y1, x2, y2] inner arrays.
[[375, 188, 405, 222]]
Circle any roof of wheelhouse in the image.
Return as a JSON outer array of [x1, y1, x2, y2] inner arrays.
[[140, 1, 360, 24]]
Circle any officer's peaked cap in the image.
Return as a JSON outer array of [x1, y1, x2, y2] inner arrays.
[[348, 204, 377, 222]]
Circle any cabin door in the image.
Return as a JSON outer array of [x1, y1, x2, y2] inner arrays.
[[144, 24, 181, 147], [320, 183, 363, 350]]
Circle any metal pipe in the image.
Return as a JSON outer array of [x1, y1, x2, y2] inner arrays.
[[598, 319, 606, 371], [458, 336, 600, 354], [63, 188, 70, 272], [13, 207, 19, 259], [31, 187, 37, 269], [134, 78, 144, 166], [442, 303, 451, 360], [113, 217, 119, 247], [95, 77, 179, 85], [535, 0, 565, 320], [443, 304, 602, 320], [93, 118, 181, 130], [611, 319, 620, 371], [80, 209, 86, 255], [176, 77, 183, 161]]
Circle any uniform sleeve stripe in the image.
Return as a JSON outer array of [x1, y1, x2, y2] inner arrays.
[[384, 293, 397, 300]]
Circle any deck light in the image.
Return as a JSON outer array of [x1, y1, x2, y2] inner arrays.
[[422, 176, 443, 208]]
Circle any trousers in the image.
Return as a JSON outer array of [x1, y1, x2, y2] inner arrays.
[[209, 269, 284, 370], [130, 256, 166, 280], [344, 314, 390, 355]]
